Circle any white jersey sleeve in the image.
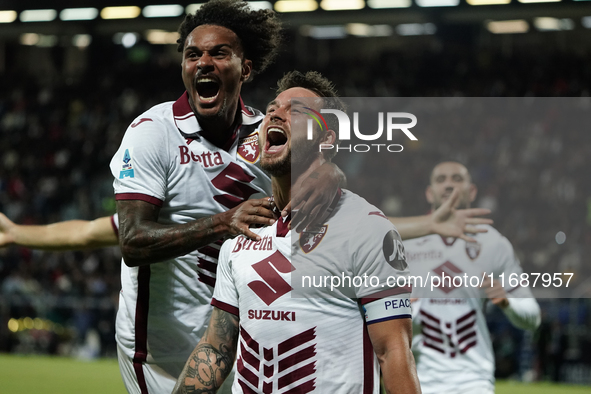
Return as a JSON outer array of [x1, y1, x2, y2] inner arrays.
[[351, 212, 412, 323], [494, 235, 524, 292], [492, 235, 541, 330], [110, 114, 169, 205], [211, 238, 240, 316]]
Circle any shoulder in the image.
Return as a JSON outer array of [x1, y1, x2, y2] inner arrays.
[[334, 190, 397, 240], [337, 190, 390, 222], [476, 225, 512, 249], [125, 101, 175, 134]]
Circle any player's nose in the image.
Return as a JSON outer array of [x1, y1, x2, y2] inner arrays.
[[443, 185, 455, 196], [196, 53, 214, 71], [271, 106, 287, 122]]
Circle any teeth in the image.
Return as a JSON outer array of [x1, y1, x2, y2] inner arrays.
[[267, 127, 285, 135], [197, 77, 216, 83]]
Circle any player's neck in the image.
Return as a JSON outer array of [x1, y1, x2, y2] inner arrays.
[[194, 103, 240, 148], [272, 174, 291, 212], [271, 158, 324, 212], [278, 158, 325, 213]]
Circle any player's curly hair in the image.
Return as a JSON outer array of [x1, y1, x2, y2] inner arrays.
[[277, 70, 345, 160], [177, 0, 282, 80]]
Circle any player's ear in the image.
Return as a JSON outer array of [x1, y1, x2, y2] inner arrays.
[[322, 129, 336, 146], [469, 184, 477, 203], [426, 185, 435, 204], [241, 59, 252, 82]]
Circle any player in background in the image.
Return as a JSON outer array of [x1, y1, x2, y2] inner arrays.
[[404, 161, 541, 394], [173, 71, 421, 394], [0, 189, 490, 251]]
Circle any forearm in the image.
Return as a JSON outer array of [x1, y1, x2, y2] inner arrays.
[[119, 213, 229, 266], [389, 215, 432, 241], [173, 340, 234, 394], [9, 218, 117, 251], [173, 308, 238, 394], [501, 297, 541, 331], [380, 347, 421, 394]]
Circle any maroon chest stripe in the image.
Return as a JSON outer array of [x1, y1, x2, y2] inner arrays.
[[198, 245, 220, 259], [197, 257, 217, 274]]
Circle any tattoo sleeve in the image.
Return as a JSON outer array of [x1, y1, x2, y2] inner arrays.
[[173, 308, 239, 394], [117, 200, 225, 266]]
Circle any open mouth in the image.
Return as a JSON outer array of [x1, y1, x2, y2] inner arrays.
[[265, 127, 288, 153], [196, 77, 220, 103]]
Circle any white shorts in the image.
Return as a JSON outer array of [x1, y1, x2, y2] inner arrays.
[[117, 344, 235, 394], [117, 344, 177, 394]]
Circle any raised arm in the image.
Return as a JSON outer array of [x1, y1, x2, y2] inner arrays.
[[0, 213, 118, 251], [173, 307, 239, 394], [367, 318, 421, 394], [390, 188, 492, 241], [117, 198, 275, 266]]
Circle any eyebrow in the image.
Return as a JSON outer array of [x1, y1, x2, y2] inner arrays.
[[184, 43, 233, 52]]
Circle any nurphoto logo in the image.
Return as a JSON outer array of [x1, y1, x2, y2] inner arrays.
[[305, 108, 418, 153]]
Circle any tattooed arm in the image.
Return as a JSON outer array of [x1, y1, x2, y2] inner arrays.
[[173, 307, 240, 394], [117, 198, 275, 266]]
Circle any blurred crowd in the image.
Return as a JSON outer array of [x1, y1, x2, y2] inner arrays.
[[0, 37, 590, 382]]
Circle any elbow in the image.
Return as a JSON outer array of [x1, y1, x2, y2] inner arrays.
[[119, 234, 147, 267], [505, 299, 542, 331], [529, 307, 542, 331], [120, 247, 142, 267]]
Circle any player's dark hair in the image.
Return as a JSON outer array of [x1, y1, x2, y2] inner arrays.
[[276, 70, 345, 160], [177, 0, 282, 80]]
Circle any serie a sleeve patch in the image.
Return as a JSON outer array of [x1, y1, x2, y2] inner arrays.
[[363, 293, 412, 325]]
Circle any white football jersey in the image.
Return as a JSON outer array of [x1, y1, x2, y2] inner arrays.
[[213, 190, 412, 394], [109, 93, 272, 380], [403, 226, 530, 393]]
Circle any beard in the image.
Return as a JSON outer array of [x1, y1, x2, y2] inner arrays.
[[260, 134, 321, 178], [433, 195, 470, 210], [193, 96, 229, 122], [261, 149, 291, 177]]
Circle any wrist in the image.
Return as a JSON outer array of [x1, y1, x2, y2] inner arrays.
[[426, 214, 437, 235], [211, 212, 230, 236], [5, 225, 18, 245]]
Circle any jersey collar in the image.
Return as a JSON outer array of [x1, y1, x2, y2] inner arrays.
[[275, 189, 342, 237], [172, 92, 262, 151]]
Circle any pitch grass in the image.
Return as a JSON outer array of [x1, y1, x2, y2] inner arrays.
[[0, 354, 126, 393], [0, 354, 589, 393]]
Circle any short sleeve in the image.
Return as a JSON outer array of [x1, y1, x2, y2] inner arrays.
[[352, 214, 411, 302], [494, 236, 524, 292], [110, 117, 169, 206], [211, 239, 240, 316]]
